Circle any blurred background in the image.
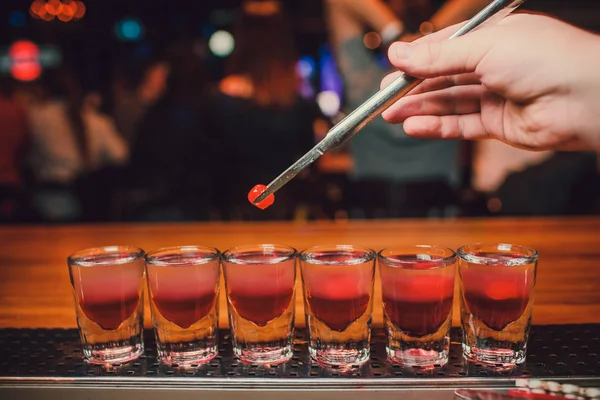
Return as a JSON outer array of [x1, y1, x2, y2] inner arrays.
[[1, 0, 599, 224]]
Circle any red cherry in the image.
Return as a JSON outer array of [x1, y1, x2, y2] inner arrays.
[[248, 184, 275, 210]]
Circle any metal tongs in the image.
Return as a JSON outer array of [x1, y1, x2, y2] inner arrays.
[[253, 0, 526, 205]]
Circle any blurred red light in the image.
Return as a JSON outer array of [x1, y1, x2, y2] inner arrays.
[[11, 63, 42, 81], [9, 41, 39, 59], [58, 13, 73, 22], [9, 41, 42, 82], [30, 0, 45, 14], [45, 0, 63, 16], [40, 11, 55, 21], [29, 0, 83, 22], [62, 0, 77, 17], [74, 1, 86, 19]]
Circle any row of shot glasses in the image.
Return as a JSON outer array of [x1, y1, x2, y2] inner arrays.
[[67, 243, 538, 369]]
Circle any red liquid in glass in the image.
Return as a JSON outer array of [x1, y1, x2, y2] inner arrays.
[[224, 254, 295, 326], [153, 292, 216, 329], [229, 290, 294, 326], [303, 258, 373, 333], [463, 292, 528, 331], [307, 294, 370, 332], [379, 255, 455, 337], [461, 252, 533, 331], [80, 295, 139, 330], [147, 259, 220, 329], [71, 259, 143, 330], [383, 296, 453, 337]]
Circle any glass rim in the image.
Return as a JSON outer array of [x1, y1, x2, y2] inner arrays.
[[299, 244, 376, 265], [221, 244, 297, 265], [67, 245, 145, 267], [145, 245, 220, 266], [378, 245, 456, 268], [457, 243, 539, 266]]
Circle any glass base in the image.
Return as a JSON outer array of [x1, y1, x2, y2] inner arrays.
[[83, 341, 144, 364], [463, 343, 526, 367], [387, 347, 448, 367], [309, 346, 370, 366], [234, 345, 293, 365], [157, 341, 218, 366]]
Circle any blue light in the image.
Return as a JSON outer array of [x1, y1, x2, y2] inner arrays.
[[376, 53, 391, 69], [319, 45, 343, 96], [9, 10, 26, 27], [122, 20, 141, 40], [115, 18, 144, 41], [296, 55, 316, 79]]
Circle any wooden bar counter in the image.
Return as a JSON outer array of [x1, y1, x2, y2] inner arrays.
[[0, 216, 599, 330]]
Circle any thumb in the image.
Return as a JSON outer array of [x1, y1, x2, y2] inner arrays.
[[387, 27, 494, 78]]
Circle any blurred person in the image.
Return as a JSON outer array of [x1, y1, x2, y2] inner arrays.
[[325, 0, 460, 218], [76, 88, 131, 221], [112, 57, 170, 145], [387, 0, 435, 33], [24, 67, 128, 222], [206, 1, 324, 221], [0, 78, 29, 222], [401, 0, 489, 40], [126, 39, 214, 221]]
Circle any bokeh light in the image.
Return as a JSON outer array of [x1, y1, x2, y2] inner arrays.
[[316, 90, 341, 117], [296, 55, 316, 79], [59, 0, 77, 21], [9, 40, 42, 82], [9, 10, 27, 27], [115, 18, 145, 41], [419, 21, 435, 36], [30, 0, 45, 18], [363, 32, 382, 49], [319, 45, 343, 96], [73, 1, 85, 19], [208, 30, 235, 58], [29, 0, 85, 22], [45, 0, 63, 16]]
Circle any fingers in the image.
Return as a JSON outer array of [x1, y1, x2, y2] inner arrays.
[[403, 113, 491, 141], [382, 84, 483, 123], [380, 71, 403, 89], [411, 73, 480, 94], [379, 22, 469, 90], [381, 70, 480, 93], [387, 26, 494, 78]]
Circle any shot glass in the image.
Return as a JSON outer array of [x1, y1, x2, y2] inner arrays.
[[67, 246, 145, 364], [378, 246, 456, 367], [300, 245, 376, 366], [458, 243, 538, 367], [145, 246, 220, 365], [222, 244, 297, 365]]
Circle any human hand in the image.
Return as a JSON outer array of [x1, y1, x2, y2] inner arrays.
[[381, 14, 600, 151]]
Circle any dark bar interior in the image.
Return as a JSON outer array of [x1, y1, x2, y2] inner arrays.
[[1, 0, 600, 399]]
